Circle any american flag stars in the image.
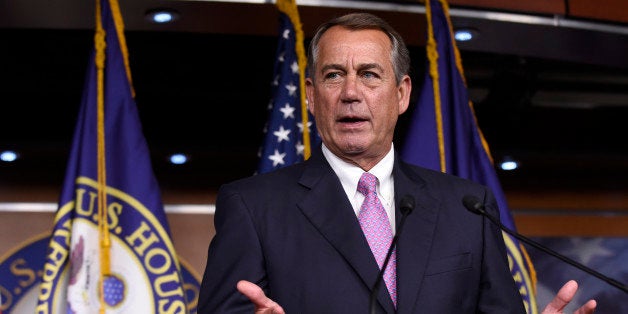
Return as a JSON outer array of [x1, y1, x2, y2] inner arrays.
[[290, 61, 299, 74], [279, 103, 295, 119], [285, 81, 297, 96], [268, 149, 287, 167], [256, 13, 320, 174], [273, 125, 291, 143]]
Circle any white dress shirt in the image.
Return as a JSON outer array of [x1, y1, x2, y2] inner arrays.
[[321, 143, 396, 234]]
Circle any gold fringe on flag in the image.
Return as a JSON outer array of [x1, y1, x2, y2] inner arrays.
[[94, 1, 110, 313], [275, 0, 312, 159], [424, 0, 446, 173], [95, 0, 136, 312]]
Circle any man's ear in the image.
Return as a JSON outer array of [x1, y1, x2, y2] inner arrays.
[[398, 75, 412, 115], [305, 78, 315, 115]]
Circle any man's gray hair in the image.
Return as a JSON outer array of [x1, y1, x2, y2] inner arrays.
[[307, 12, 411, 84]]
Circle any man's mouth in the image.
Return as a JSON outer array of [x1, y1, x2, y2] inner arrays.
[[338, 116, 367, 123]]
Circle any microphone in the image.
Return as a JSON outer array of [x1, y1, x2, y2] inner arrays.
[[369, 194, 415, 314], [462, 195, 628, 294]]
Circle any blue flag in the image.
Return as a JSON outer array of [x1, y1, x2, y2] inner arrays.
[[257, 0, 320, 174], [35, 0, 187, 312], [401, 0, 538, 312]]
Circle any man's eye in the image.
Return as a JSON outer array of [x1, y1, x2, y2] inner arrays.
[[324, 72, 340, 80], [362, 71, 378, 79]]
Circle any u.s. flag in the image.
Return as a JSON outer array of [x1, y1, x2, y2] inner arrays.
[[35, 0, 187, 313], [401, 0, 538, 312], [257, 0, 320, 174]]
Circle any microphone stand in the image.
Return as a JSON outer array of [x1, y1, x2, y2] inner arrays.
[[369, 195, 415, 314], [463, 195, 628, 294]]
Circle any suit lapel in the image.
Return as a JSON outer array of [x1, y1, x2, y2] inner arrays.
[[393, 159, 441, 313], [297, 149, 396, 313]]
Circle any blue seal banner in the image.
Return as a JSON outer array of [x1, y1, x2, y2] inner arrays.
[[31, 0, 191, 312], [1, 234, 200, 313]]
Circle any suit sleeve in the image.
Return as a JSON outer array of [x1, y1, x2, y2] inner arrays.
[[477, 189, 527, 313], [197, 184, 266, 313]]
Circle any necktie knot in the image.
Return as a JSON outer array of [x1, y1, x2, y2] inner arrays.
[[357, 172, 378, 196]]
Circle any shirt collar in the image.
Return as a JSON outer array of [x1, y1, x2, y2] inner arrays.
[[322, 143, 395, 203]]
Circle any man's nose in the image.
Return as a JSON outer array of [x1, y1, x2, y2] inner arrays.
[[340, 74, 360, 102]]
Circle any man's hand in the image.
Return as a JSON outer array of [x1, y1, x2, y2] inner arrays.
[[236, 280, 285, 314], [541, 280, 597, 314], [236, 278, 598, 314]]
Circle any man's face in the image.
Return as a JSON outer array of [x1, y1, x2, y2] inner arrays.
[[306, 26, 411, 168]]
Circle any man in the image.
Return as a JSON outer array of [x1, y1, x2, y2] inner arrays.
[[198, 13, 596, 313]]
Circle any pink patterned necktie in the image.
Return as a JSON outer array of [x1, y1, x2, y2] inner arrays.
[[357, 172, 396, 306]]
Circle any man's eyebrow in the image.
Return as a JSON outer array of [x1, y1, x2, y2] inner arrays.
[[320, 64, 345, 73], [358, 63, 383, 72], [320, 63, 384, 73]]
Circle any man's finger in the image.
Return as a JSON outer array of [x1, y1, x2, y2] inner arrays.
[[236, 280, 285, 314], [574, 299, 597, 314], [542, 280, 578, 313]]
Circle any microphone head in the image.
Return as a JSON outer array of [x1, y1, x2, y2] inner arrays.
[[399, 195, 415, 216], [462, 195, 484, 215]]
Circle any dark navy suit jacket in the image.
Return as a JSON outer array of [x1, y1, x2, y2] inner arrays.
[[198, 146, 526, 313]]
